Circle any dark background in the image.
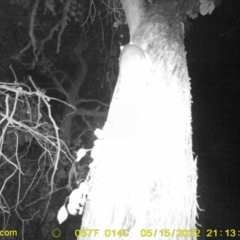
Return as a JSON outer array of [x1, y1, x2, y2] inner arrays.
[[186, 0, 240, 234]]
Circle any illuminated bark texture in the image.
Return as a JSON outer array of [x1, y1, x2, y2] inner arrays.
[[79, 0, 198, 239]]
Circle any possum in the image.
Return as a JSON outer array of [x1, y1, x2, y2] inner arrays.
[[120, 44, 147, 69], [113, 43, 152, 101], [119, 44, 152, 73], [105, 44, 153, 139]]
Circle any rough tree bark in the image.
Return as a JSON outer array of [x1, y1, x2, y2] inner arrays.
[[79, 0, 198, 239]]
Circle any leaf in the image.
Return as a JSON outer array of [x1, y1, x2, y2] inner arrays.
[[57, 205, 68, 224], [67, 202, 78, 215], [94, 128, 105, 139], [199, 2, 209, 15], [76, 148, 87, 162], [113, 21, 120, 28], [67, 188, 82, 215], [68, 188, 82, 205], [199, 0, 215, 16], [208, 3, 215, 14], [67, 185, 88, 215]]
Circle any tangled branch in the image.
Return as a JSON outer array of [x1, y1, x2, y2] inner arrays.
[[0, 77, 74, 229]]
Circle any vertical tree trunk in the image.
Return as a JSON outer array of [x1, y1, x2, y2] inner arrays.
[[79, 0, 198, 239]]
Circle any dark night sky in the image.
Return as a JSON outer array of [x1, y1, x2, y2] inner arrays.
[[186, 0, 240, 232]]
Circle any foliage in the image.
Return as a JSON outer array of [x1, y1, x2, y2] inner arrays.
[[0, 0, 117, 150], [0, 78, 76, 239]]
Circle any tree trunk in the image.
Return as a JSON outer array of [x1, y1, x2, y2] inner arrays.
[[79, 0, 198, 239]]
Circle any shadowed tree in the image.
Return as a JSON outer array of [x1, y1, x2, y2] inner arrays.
[[74, 0, 221, 239], [76, 0, 217, 239]]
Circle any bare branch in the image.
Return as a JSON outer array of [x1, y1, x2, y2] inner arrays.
[[57, 0, 72, 53], [14, 41, 32, 60], [29, 0, 40, 59], [36, 22, 61, 59], [82, 115, 92, 130], [47, 70, 71, 102], [77, 99, 109, 108], [75, 107, 107, 118]]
